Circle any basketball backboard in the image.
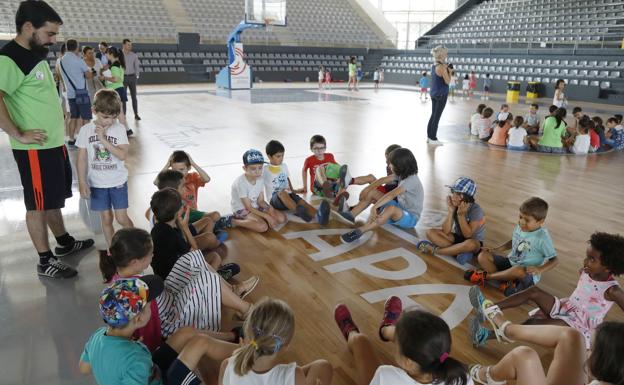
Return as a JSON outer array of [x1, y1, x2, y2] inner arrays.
[[245, 0, 287, 26]]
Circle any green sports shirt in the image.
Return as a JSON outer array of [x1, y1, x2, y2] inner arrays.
[[0, 40, 65, 150]]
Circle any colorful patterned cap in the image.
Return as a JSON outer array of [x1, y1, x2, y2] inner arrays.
[[99, 275, 163, 328], [243, 149, 265, 165], [446, 177, 477, 197]]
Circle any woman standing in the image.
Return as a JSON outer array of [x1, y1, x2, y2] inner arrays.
[[427, 46, 451, 145], [82, 46, 104, 103], [103, 46, 131, 136]]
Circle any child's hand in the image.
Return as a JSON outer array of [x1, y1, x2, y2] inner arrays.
[[95, 124, 106, 138], [266, 216, 278, 229], [292, 187, 305, 194], [446, 195, 455, 211], [79, 182, 90, 198], [368, 206, 379, 223], [178, 206, 190, 227], [457, 201, 470, 215], [525, 266, 541, 275]]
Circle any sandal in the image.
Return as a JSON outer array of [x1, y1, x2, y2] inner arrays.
[[482, 300, 514, 343], [416, 240, 437, 255], [235, 276, 260, 299], [469, 364, 507, 385]]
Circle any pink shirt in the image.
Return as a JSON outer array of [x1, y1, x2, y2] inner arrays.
[[488, 121, 511, 146]]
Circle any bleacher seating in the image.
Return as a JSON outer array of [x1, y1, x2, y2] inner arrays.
[[380, 53, 622, 90], [0, 0, 178, 42], [428, 0, 624, 47], [180, 0, 388, 47]]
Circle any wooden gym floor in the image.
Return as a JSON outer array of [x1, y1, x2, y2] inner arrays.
[[0, 82, 622, 385]]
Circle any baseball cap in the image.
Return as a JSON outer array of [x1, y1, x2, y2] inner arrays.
[[99, 275, 164, 328], [243, 149, 265, 166], [446, 177, 477, 197]]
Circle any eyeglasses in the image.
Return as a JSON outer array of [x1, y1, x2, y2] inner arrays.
[[312, 146, 326, 151]]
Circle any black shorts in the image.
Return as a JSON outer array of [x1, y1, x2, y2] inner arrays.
[[152, 342, 200, 385], [493, 254, 513, 271], [270, 191, 302, 211], [484, 86, 490, 92], [452, 233, 483, 247], [12, 146, 73, 211], [114, 87, 128, 103]]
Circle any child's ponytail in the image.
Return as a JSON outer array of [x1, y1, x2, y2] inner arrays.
[[99, 228, 153, 283], [396, 309, 468, 385], [232, 298, 295, 376]]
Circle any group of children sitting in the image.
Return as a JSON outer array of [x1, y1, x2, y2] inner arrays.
[[468, 102, 624, 154], [77, 87, 624, 385]]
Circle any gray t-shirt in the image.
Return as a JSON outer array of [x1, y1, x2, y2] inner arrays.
[[395, 174, 424, 218], [59, 52, 89, 99], [452, 202, 486, 241]]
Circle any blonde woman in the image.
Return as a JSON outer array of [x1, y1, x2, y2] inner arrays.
[[427, 45, 452, 145]]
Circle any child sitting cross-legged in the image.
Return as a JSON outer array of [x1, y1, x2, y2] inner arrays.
[[468, 231, 624, 350], [150, 188, 243, 283], [230, 149, 287, 233], [569, 116, 591, 154], [416, 177, 485, 265], [80, 276, 239, 385], [469, 104, 487, 136], [219, 297, 333, 385], [488, 113, 512, 147], [507, 116, 528, 151], [100, 228, 258, 345], [263, 140, 330, 225], [340, 148, 423, 243], [464, 197, 558, 296], [475, 107, 494, 141], [333, 296, 470, 385]]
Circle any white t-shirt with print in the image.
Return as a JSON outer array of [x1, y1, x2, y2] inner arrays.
[[470, 113, 481, 135], [369, 365, 474, 385], [263, 163, 290, 199], [231, 174, 264, 212], [571, 134, 590, 154], [76, 121, 129, 188], [507, 127, 528, 147]]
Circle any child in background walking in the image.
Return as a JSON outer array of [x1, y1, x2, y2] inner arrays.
[[419, 72, 429, 101], [482, 73, 492, 100]]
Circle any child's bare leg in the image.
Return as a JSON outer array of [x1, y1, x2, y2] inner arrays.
[[192, 216, 215, 233], [232, 214, 268, 233], [315, 165, 328, 185], [349, 194, 375, 216], [352, 174, 376, 185], [100, 210, 115, 247], [476, 250, 498, 272], [495, 286, 556, 314], [486, 266, 529, 282], [203, 251, 222, 269], [436, 239, 481, 257], [299, 199, 317, 217], [175, 334, 238, 376], [220, 281, 251, 316], [277, 190, 298, 211], [358, 205, 402, 234], [482, 346, 548, 385], [268, 206, 287, 224], [195, 232, 221, 250], [358, 184, 382, 202], [347, 332, 383, 385], [114, 209, 134, 229], [426, 228, 454, 247], [300, 360, 333, 385]]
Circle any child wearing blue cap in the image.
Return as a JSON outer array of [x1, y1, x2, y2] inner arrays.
[[80, 276, 238, 385], [417, 177, 486, 265], [230, 149, 287, 233]]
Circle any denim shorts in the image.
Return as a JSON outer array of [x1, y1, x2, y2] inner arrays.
[[507, 145, 528, 151], [68, 98, 93, 120], [381, 200, 419, 229], [270, 191, 302, 211], [537, 145, 565, 154], [90, 182, 129, 211]]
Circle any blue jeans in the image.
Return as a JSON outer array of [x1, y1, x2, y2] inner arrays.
[[427, 94, 448, 140]]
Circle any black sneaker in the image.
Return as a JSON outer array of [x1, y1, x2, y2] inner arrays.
[[316, 200, 330, 226], [217, 263, 240, 281], [341, 229, 363, 243], [38, 258, 78, 279], [215, 215, 233, 230], [338, 165, 348, 189], [54, 238, 95, 257], [126, 129, 134, 136], [134, 115, 141, 121], [295, 204, 313, 222]]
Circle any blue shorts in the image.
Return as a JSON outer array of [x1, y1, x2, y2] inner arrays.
[[68, 98, 93, 120], [507, 145, 528, 151], [381, 201, 419, 229], [90, 182, 129, 211], [270, 191, 302, 211], [114, 87, 128, 103], [537, 145, 565, 154]]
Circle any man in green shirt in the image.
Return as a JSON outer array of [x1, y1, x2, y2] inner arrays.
[[0, 1, 93, 279]]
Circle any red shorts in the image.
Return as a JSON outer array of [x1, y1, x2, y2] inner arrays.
[[376, 185, 388, 194]]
